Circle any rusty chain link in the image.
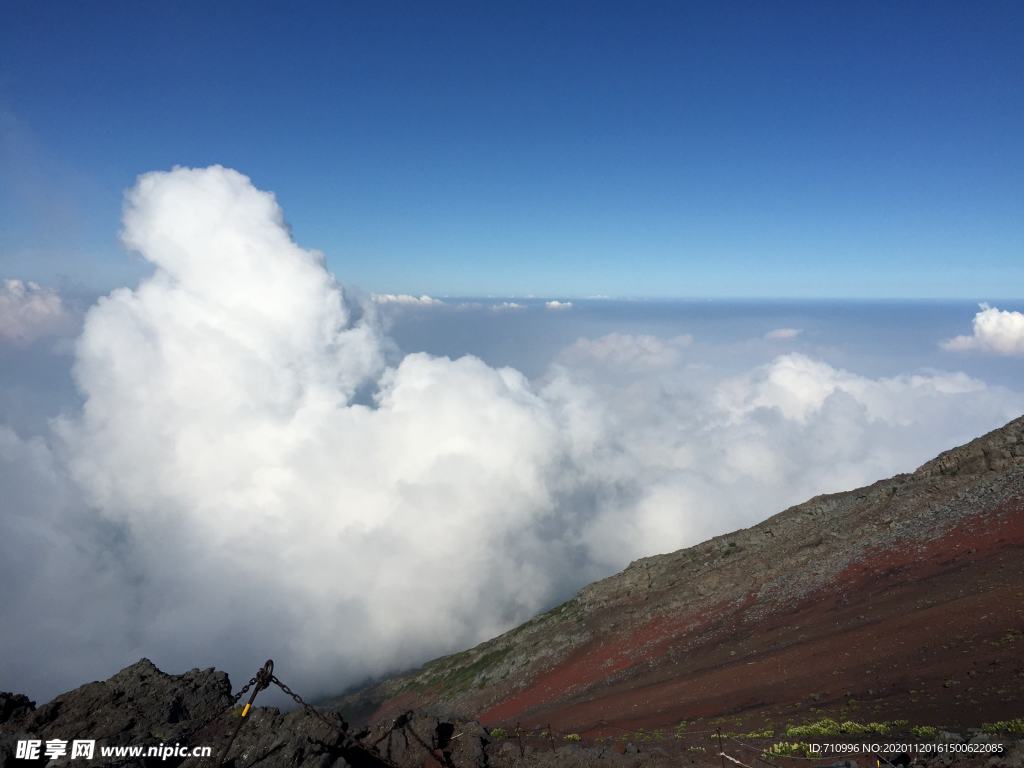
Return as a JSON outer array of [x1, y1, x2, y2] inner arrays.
[[179, 659, 406, 768], [191, 675, 258, 735], [213, 660, 276, 767], [97, 672, 262, 768], [369, 709, 454, 768], [269, 674, 351, 737], [269, 669, 409, 767]]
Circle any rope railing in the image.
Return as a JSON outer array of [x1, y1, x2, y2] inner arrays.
[[725, 733, 822, 762], [720, 751, 758, 768]]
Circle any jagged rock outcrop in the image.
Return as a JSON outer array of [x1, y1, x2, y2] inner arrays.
[[0, 695, 34, 727], [0, 657, 738, 768], [0, 660, 401, 768]]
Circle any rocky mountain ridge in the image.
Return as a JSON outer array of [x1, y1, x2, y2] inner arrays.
[[331, 416, 1024, 737]]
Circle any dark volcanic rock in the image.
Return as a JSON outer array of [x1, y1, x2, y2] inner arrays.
[[365, 711, 487, 768], [0, 695, 34, 726], [0, 660, 395, 768], [21, 659, 233, 745], [0, 661, 695, 767], [0, 660, 233, 767]]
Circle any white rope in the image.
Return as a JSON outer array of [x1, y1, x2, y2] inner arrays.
[[721, 751, 758, 768]]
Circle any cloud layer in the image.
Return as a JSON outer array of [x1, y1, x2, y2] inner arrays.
[[373, 293, 446, 306], [2, 166, 1022, 704], [943, 303, 1024, 356], [765, 327, 802, 340], [0, 278, 72, 344]]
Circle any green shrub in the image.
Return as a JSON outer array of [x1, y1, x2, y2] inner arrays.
[[982, 719, 1024, 735], [563, 733, 582, 742], [785, 719, 893, 738], [739, 728, 775, 739], [764, 741, 812, 758], [785, 719, 841, 738]]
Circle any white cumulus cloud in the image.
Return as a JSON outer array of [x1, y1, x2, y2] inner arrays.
[[2, 165, 1022, 704], [942, 303, 1024, 356], [42, 166, 581, 697], [0, 278, 72, 344], [545, 300, 573, 310], [561, 332, 693, 369], [715, 353, 989, 425], [373, 293, 446, 306]]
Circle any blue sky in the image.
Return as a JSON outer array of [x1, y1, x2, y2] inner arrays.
[[1, 0, 1022, 297], [1, 11, 1023, 701]]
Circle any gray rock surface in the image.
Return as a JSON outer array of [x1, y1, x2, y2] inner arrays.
[[0, 660, 392, 768], [0, 696, 34, 727], [0, 660, 702, 767]]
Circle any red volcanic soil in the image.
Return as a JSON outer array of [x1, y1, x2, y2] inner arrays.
[[477, 601, 738, 726], [480, 500, 1024, 737]]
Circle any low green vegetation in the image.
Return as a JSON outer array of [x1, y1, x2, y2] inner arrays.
[[417, 646, 513, 694], [718, 729, 776, 740], [521, 714, 1024, 757], [528, 597, 583, 627], [994, 630, 1021, 646], [784, 718, 896, 738], [737, 728, 775, 739], [764, 741, 812, 758], [488, 727, 508, 740], [982, 719, 1024, 735], [614, 728, 667, 743]]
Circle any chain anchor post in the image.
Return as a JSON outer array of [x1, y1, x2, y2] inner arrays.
[[216, 659, 274, 767]]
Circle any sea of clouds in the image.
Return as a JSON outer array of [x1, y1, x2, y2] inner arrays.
[[2, 166, 1023, 703]]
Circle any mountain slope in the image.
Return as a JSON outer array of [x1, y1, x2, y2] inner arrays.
[[331, 416, 1024, 736]]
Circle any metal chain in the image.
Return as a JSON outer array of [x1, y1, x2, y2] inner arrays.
[[111, 660, 402, 768], [385, 711, 447, 768], [371, 711, 409, 746], [212, 660, 276, 767], [92, 676, 260, 767], [365, 709, 454, 767], [191, 676, 258, 735], [268, 674, 407, 766], [270, 675, 351, 737]]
